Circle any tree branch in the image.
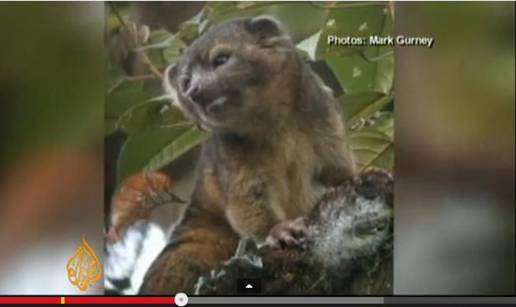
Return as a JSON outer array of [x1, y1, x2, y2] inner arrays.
[[194, 168, 393, 295]]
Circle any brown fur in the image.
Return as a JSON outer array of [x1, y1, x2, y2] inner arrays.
[[140, 16, 355, 294]]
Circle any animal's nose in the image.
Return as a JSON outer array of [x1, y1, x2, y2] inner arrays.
[[187, 83, 212, 107], [188, 85, 202, 104]]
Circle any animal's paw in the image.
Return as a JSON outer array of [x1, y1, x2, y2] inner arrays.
[[265, 217, 308, 250], [356, 167, 393, 204]]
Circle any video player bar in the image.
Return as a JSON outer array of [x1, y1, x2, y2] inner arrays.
[[190, 297, 516, 304], [1, 296, 516, 305], [0, 296, 174, 304]]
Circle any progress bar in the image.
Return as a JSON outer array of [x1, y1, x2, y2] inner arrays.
[[0, 296, 175, 305]]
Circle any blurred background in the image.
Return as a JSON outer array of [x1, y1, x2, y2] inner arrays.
[[395, 2, 514, 294], [0, 3, 104, 294], [0, 1, 513, 296]]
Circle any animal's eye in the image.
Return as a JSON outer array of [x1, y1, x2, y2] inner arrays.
[[212, 54, 230, 67]]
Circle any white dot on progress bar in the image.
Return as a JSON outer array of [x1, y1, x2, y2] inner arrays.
[[175, 293, 188, 306]]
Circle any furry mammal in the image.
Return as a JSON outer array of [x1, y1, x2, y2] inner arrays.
[[139, 16, 355, 294]]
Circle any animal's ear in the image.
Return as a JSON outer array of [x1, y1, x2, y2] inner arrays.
[[247, 15, 285, 40]]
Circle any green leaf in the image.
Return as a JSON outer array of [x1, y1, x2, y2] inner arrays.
[[161, 35, 187, 65], [143, 127, 208, 173], [106, 60, 126, 93], [177, 22, 200, 45], [340, 92, 393, 128], [296, 31, 321, 61], [327, 56, 377, 94], [117, 125, 207, 183], [136, 29, 187, 67], [316, 4, 392, 59], [204, 2, 328, 43], [318, 4, 394, 95], [106, 74, 181, 135], [143, 32, 167, 68], [118, 100, 166, 134], [105, 80, 153, 135], [137, 29, 175, 51], [350, 112, 394, 172]]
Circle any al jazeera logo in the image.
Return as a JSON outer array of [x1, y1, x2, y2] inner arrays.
[[66, 235, 103, 291]]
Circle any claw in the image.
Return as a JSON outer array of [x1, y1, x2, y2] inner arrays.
[[265, 216, 308, 250]]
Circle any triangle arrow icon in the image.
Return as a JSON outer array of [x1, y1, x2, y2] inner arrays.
[[245, 284, 253, 289]]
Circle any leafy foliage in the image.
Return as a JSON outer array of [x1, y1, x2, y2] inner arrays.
[[106, 2, 394, 183]]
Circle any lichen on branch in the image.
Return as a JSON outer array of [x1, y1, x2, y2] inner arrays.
[[194, 168, 393, 295]]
